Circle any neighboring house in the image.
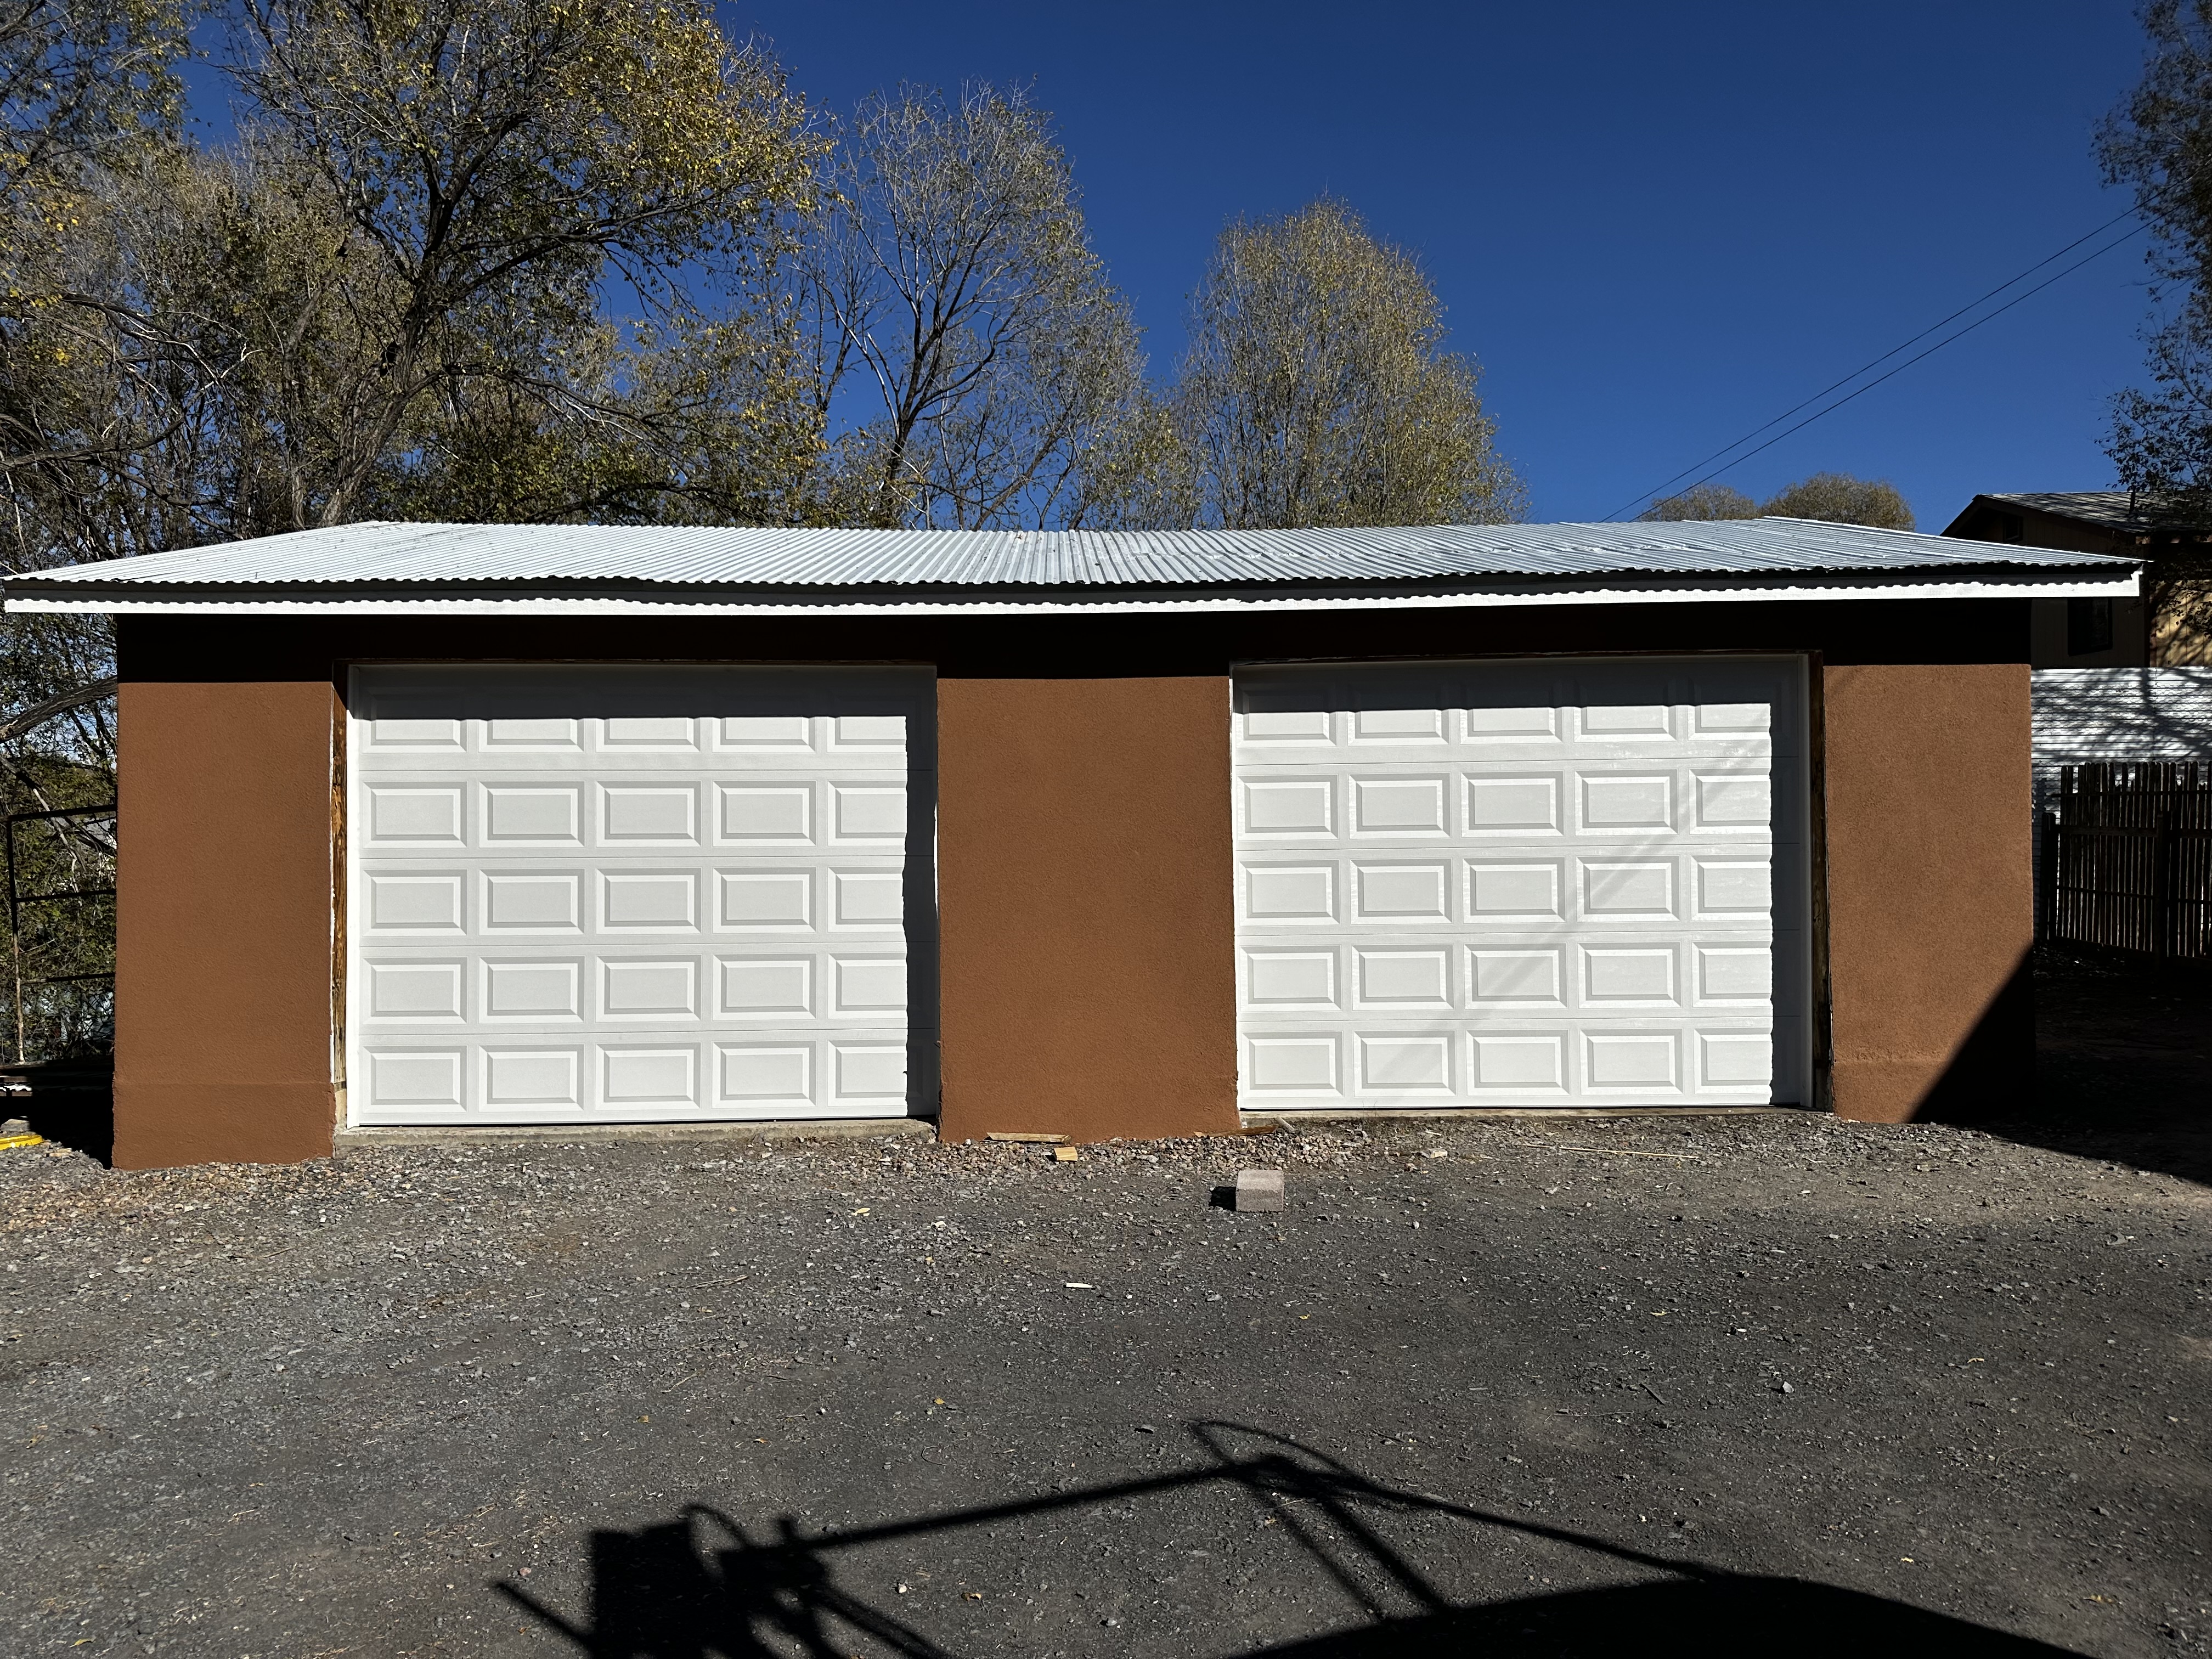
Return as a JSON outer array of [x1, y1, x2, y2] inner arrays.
[[1943, 490, 2212, 668], [0, 517, 2137, 1169]]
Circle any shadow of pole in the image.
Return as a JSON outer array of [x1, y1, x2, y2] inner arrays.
[[495, 1420, 2081, 1658]]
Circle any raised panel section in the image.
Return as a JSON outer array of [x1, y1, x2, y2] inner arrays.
[[1468, 949, 1563, 1006], [1468, 1032, 1565, 1090], [603, 717, 696, 748], [368, 1050, 465, 1109], [368, 874, 464, 933], [1244, 779, 1334, 836], [831, 786, 907, 843], [1584, 1032, 1679, 1091], [1468, 862, 1562, 921], [1245, 865, 1336, 923], [719, 786, 812, 844], [368, 961, 464, 1020], [369, 787, 464, 844], [1354, 777, 1447, 836], [1244, 1036, 1340, 1093], [1582, 860, 1676, 919], [602, 958, 698, 1018], [1581, 774, 1673, 831], [1243, 950, 1339, 1009], [1468, 776, 1558, 834], [602, 1047, 698, 1107], [832, 955, 907, 1014], [483, 873, 580, 932], [1355, 949, 1450, 1008], [485, 718, 578, 748], [719, 871, 812, 930], [484, 787, 580, 845], [719, 956, 813, 1016], [1358, 1035, 1451, 1093], [1355, 863, 1449, 921], [602, 871, 697, 931], [484, 960, 581, 1019], [601, 786, 697, 844], [484, 1048, 582, 1109], [718, 1044, 814, 1107]]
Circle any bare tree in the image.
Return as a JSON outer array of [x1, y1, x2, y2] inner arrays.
[[1171, 197, 1524, 530], [1640, 472, 1912, 529], [1639, 482, 1760, 521], [802, 82, 1155, 528], [1762, 472, 1914, 529]]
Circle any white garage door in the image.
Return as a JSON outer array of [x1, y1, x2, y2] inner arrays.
[[346, 665, 935, 1126], [1233, 657, 1807, 1111]]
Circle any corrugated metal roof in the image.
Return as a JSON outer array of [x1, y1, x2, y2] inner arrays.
[[2034, 668, 2212, 769], [1982, 491, 2208, 534], [1, 516, 2136, 600]]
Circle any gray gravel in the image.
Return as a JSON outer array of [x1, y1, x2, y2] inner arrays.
[[2, 1112, 2206, 1658]]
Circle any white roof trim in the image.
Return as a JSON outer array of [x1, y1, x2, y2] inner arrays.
[[4, 569, 2140, 616]]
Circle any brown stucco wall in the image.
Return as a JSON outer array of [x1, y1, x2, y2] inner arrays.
[[935, 676, 1238, 1143], [112, 680, 340, 1168], [105, 602, 2036, 1164], [1821, 663, 2034, 1123]]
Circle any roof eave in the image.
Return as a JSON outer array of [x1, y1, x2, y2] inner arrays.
[[0, 563, 2143, 616]]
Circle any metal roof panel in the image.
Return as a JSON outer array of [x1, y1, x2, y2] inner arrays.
[[1, 517, 2136, 604]]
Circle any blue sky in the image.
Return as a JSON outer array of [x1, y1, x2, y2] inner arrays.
[[725, 0, 2157, 527]]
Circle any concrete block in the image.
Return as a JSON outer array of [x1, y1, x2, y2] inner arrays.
[[1234, 1168, 1286, 1211]]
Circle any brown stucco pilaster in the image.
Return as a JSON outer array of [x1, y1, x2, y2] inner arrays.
[[113, 680, 340, 1167], [1821, 663, 2034, 1122], [935, 676, 1239, 1143]]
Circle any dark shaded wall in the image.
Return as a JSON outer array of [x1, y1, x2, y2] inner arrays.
[[113, 596, 2033, 1164], [936, 678, 1238, 1143]]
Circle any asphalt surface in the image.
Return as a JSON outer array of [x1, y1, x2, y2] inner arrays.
[[3, 1101, 2206, 1659]]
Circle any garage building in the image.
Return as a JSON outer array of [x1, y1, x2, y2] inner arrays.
[[1, 518, 2135, 1167]]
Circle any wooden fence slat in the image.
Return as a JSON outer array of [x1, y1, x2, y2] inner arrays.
[[2044, 761, 2212, 958]]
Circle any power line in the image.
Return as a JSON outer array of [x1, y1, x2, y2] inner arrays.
[[1605, 207, 2149, 521]]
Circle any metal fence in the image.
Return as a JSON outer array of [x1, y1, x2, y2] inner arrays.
[[2039, 762, 2212, 957]]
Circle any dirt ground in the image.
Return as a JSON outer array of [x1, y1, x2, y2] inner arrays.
[[1, 950, 2207, 1659]]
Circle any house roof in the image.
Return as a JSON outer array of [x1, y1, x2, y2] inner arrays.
[[1, 516, 2138, 616], [1954, 491, 2210, 536], [2035, 668, 2212, 777]]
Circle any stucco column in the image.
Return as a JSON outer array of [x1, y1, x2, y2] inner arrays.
[[1821, 663, 2034, 1122], [935, 676, 1239, 1142], [113, 680, 340, 1167]]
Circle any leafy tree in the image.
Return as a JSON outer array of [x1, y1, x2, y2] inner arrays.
[[1169, 197, 1524, 529], [2100, 0, 2212, 507], [0, 0, 193, 215], [802, 82, 1155, 528], [1642, 471, 1914, 529]]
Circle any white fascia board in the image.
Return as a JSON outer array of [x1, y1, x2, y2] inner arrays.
[[1, 571, 2140, 615]]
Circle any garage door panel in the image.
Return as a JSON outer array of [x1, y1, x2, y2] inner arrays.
[[348, 665, 933, 1126], [1235, 658, 1805, 1109]]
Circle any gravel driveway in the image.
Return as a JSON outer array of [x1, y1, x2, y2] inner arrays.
[[3, 1104, 2205, 1659]]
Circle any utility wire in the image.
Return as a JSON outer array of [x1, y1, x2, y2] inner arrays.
[[1606, 207, 2149, 521]]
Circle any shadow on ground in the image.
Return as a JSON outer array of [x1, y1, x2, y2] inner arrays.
[[1974, 944, 2212, 1184], [500, 1425, 2076, 1659]]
